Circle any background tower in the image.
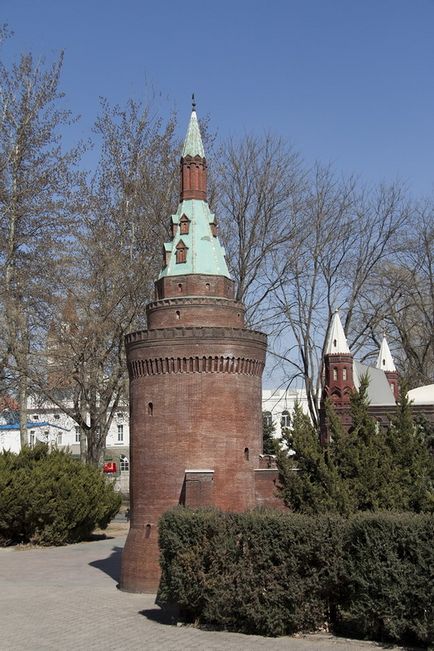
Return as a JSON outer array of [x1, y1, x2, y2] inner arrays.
[[320, 310, 354, 442], [120, 102, 267, 593], [376, 335, 399, 401]]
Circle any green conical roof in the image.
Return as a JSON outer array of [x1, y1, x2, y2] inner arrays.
[[159, 200, 230, 279], [182, 110, 205, 158], [159, 105, 230, 280]]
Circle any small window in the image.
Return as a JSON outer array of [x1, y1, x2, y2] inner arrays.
[[57, 432, 62, 445], [342, 368, 347, 381], [281, 410, 291, 428], [29, 431, 35, 446], [333, 367, 338, 381], [175, 240, 188, 264], [177, 283, 183, 293], [175, 310, 181, 320], [244, 447, 249, 461], [120, 455, 129, 472], [205, 283, 210, 291], [75, 426, 80, 443], [33, 414, 39, 420], [148, 402, 153, 416], [117, 412, 123, 419], [117, 424, 124, 442], [54, 414, 60, 420], [179, 214, 190, 235], [333, 339, 337, 348], [263, 411, 272, 427], [210, 222, 217, 237]]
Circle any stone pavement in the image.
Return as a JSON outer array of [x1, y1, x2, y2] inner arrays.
[[0, 530, 408, 651]]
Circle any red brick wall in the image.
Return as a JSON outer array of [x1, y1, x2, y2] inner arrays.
[[147, 297, 245, 329], [155, 274, 235, 300], [120, 324, 267, 593]]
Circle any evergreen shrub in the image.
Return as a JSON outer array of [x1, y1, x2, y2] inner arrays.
[[0, 444, 121, 545], [337, 513, 434, 646], [158, 508, 434, 646], [158, 507, 344, 636]]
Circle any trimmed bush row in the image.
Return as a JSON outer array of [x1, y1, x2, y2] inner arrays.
[[0, 444, 121, 545], [158, 508, 434, 646]]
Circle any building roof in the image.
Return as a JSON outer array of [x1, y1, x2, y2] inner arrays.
[[407, 384, 434, 405], [376, 336, 396, 372], [324, 311, 351, 355], [0, 421, 68, 431], [182, 109, 205, 158], [159, 105, 230, 279], [159, 200, 230, 278], [353, 361, 396, 406]]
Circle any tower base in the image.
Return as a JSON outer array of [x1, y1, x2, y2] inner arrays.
[[120, 525, 160, 593]]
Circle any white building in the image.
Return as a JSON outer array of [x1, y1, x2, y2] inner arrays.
[[0, 396, 130, 474], [262, 387, 309, 439]]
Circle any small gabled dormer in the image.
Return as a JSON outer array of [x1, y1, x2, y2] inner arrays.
[[179, 214, 191, 235], [210, 220, 218, 237], [175, 239, 188, 264], [163, 242, 172, 267]]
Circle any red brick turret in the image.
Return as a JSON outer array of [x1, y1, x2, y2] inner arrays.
[[320, 311, 354, 443], [120, 102, 268, 593]]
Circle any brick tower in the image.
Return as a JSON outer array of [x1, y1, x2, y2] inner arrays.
[[376, 334, 399, 401], [120, 101, 267, 593], [320, 310, 354, 443]]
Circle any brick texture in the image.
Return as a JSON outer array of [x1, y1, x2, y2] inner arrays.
[[120, 277, 269, 593]]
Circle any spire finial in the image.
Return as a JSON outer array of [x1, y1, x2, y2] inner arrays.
[[192, 93, 196, 112]]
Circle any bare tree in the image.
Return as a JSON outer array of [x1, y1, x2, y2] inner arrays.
[[275, 174, 410, 425], [216, 134, 304, 327], [217, 138, 411, 426], [36, 99, 179, 464], [0, 49, 81, 447], [365, 200, 433, 386]]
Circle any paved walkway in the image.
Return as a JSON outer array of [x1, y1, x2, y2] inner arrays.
[[0, 531, 409, 651]]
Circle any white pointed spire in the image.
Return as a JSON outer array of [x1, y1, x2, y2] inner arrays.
[[325, 310, 351, 355], [182, 95, 205, 158], [376, 335, 396, 372]]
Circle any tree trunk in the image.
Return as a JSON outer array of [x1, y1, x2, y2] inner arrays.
[[18, 370, 28, 449]]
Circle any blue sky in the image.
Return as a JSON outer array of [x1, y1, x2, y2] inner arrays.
[[2, 0, 434, 196]]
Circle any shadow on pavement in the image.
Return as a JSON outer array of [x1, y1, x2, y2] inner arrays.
[[139, 605, 179, 626], [89, 545, 123, 583]]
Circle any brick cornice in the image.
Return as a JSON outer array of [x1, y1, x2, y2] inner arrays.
[[125, 326, 267, 349], [147, 296, 244, 310], [128, 354, 265, 379]]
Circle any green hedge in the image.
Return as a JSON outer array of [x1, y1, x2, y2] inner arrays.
[[0, 444, 121, 545], [337, 513, 434, 646], [158, 508, 434, 646]]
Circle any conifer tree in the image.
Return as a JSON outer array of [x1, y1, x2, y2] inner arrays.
[[330, 376, 397, 511], [386, 384, 434, 512], [262, 415, 278, 455], [278, 378, 434, 514], [277, 403, 343, 513]]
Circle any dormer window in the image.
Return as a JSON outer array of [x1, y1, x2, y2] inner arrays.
[[179, 214, 190, 235], [210, 221, 218, 237], [175, 239, 188, 264], [163, 244, 172, 267]]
